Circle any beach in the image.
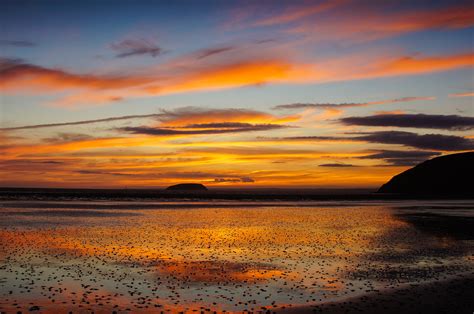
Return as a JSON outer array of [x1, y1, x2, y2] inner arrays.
[[279, 274, 474, 314], [0, 199, 473, 313]]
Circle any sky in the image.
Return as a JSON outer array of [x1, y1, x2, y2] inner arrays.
[[0, 0, 473, 188]]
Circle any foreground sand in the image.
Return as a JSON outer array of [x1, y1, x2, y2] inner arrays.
[[278, 274, 474, 314], [1, 200, 473, 313]]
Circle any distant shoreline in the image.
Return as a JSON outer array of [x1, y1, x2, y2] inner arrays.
[[0, 187, 472, 201]]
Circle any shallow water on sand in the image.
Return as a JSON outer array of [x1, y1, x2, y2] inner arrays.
[[0, 200, 473, 313]]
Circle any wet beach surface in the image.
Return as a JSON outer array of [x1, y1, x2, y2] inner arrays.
[[0, 200, 473, 313], [277, 275, 474, 314]]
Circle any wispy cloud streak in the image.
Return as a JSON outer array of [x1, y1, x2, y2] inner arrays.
[[449, 92, 474, 97], [110, 38, 163, 58], [0, 40, 36, 47], [274, 96, 434, 110], [0, 114, 161, 131]]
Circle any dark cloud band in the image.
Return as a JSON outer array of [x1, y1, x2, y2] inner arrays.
[[360, 150, 442, 166], [118, 123, 287, 136], [355, 131, 474, 151], [319, 163, 356, 167], [341, 114, 474, 130], [280, 131, 474, 151]]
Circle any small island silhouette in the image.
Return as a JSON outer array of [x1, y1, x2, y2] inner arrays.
[[378, 151, 474, 196], [165, 183, 208, 192]]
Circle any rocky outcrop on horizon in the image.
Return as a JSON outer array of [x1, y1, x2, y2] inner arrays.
[[165, 183, 208, 192]]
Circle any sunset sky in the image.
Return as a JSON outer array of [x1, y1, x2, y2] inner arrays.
[[0, 0, 473, 188]]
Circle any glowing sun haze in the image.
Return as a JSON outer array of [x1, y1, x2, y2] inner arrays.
[[0, 0, 473, 188]]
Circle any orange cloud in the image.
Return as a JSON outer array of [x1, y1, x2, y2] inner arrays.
[[62, 52, 474, 104], [288, 3, 474, 42], [364, 53, 474, 78], [6, 129, 459, 188], [449, 92, 474, 97], [50, 93, 124, 108], [155, 106, 298, 127], [374, 110, 406, 115], [0, 59, 151, 92], [1, 51, 472, 108], [144, 60, 316, 95], [0, 136, 381, 188], [252, 0, 347, 27], [384, 4, 474, 32], [0, 136, 174, 157]]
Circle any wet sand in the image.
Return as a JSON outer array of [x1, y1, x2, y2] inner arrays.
[[0, 200, 473, 313], [278, 274, 474, 314]]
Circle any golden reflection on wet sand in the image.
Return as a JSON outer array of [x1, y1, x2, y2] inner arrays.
[[0, 201, 473, 313]]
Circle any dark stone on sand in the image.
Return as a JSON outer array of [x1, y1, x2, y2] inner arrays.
[[165, 183, 208, 192], [378, 152, 474, 196]]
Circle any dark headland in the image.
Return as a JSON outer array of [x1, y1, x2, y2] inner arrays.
[[165, 183, 208, 192], [378, 151, 474, 196]]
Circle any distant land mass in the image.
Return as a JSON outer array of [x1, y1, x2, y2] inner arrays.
[[378, 152, 474, 196], [165, 183, 208, 192]]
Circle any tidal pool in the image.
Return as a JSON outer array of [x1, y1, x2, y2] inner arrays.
[[0, 200, 473, 313]]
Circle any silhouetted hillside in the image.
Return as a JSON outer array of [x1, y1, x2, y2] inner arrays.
[[166, 183, 208, 192], [378, 152, 474, 196]]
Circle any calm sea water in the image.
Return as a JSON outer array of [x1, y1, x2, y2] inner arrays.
[[0, 200, 473, 313]]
